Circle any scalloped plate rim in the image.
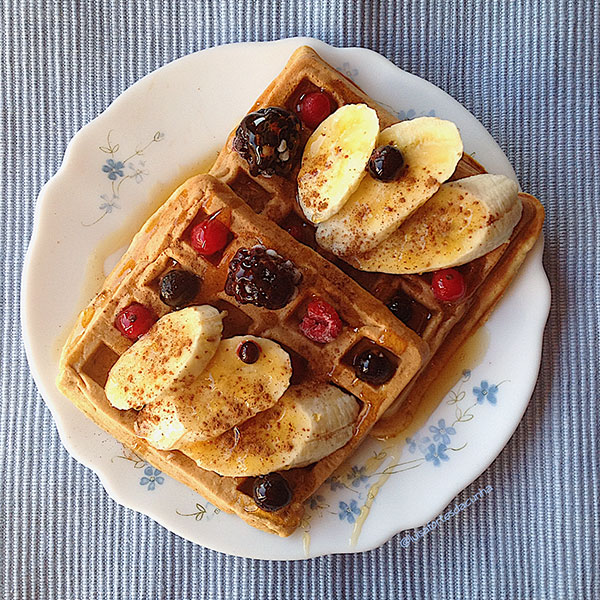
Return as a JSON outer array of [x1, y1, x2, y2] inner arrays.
[[21, 37, 550, 560]]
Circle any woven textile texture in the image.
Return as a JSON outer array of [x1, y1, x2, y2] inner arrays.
[[2, 1, 598, 598]]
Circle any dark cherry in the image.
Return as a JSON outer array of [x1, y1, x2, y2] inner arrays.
[[159, 270, 200, 308], [232, 107, 302, 177], [386, 295, 413, 325], [353, 349, 395, 385], [237, 340, 261, 364], [253, 473, 293, 512], [367, 145, 406, 181], [224, 246, 302, 310]]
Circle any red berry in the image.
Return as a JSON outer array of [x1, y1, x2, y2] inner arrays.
[[299, 298, 343, 343], [431, 269, 466, 302], [115, 303, 157, 340], [190, 218, 230, 256], [298, 92, 333, 129]]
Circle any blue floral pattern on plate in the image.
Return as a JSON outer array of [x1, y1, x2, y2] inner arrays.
[[101, 158, 125, 180], [474, 381, 499, 405], [429, 419, 457, 445], [84, 130, 164, 226], [139, 466, 164, 491], [424, 443, 449, 466], [304, 369, 509, 542], [338, 500, 361, 523]]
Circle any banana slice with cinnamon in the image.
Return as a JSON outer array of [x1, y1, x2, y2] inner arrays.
[[348, 174, 522, 274], [134, 336, 292, 449], [177, 382, 360, 476]]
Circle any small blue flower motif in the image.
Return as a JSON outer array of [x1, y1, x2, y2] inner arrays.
[[397, 108, 436, 121], [349, 465, 369, 488], [102, 159, 125, 180], [308, 494, 326, 510], [338, 500, 361, 523], [338, 62, 359, 80], [98, 202, 116, 214], [406, 435, 432, 455], [128, 161, 147, 183], [398, 108, 417, 121], [424, 443, 449, 467], [473, 381, 499, 405], [327, 477, 345, 492], [429, 419, 457, 445], [140, 466, 164, 491]]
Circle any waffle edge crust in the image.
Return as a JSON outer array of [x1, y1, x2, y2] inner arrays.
[[57, 46, 544, 537], [208, 45, 545, 438], [57, 174, 427, 536]]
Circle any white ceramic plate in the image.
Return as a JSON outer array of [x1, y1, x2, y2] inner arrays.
[[22, 38, 549, 560]]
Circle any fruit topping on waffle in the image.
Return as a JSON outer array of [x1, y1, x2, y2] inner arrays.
[[209, 45, 544, 443], [300, 110, 464, 256], [224, 245, 302, 309], [233, 107, 302, 177], [57, 46, 544, 537], [58, 173, 426, 536], [347, 174, 523, 274]]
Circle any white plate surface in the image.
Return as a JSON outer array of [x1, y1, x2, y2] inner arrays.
[[22, 38, 549, 560]]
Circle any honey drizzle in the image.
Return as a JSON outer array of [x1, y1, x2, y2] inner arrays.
[[52, 155, 217, 362], [350, 446, 402, 547], [348, 326, 490, 546], [369, 326, 491, 441], [302, 530, 311, 556], [394, 326, 490, 442]]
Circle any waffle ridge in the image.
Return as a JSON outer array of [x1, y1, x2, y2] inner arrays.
[[209, 45, 545, 436], [57, 174, 427, 536], [58, 46, 544, 537]]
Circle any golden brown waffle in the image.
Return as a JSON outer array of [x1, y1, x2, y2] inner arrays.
[[57, 174, 427, 536], [209, 46, 545, 438]]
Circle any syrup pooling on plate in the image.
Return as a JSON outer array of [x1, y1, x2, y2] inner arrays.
[[58, 172, 420, 532], [51, 45, 548, 548]]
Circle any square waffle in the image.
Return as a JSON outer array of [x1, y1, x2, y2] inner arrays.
[[57, 174, 427, 536], [209, 46, 545, 437]]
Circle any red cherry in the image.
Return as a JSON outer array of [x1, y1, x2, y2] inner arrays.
[[115, 303, 157, 340], [190, 218, 230, 256], [299, 298, 343, 343], [298, 92, 333, 129], [431, 269, 466, 302]]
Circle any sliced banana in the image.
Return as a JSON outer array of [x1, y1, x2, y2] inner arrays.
[[177, 382, 360, 477], [316, 117, 463, 256], [105, 305, 223, 411], [349, 174, 522, 274], [297, 104, 379, 223], [134, 335, 292, 449]]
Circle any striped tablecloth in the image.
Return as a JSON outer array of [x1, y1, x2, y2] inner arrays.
[[2, 1, 598, 598]]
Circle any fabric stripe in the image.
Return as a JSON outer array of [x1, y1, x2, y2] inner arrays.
[[1, 0, 598, 598]]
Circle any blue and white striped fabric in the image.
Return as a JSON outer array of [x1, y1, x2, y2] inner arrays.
[[2, 1, 598, 598]]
